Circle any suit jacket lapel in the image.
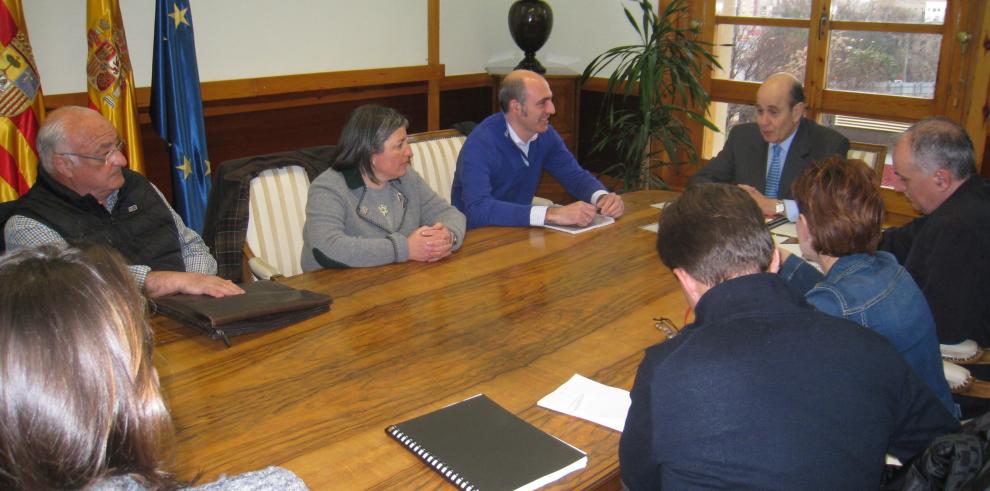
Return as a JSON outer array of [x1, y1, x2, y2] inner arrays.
[[746, 131, 770, 192], [779, 118, 812, 194]]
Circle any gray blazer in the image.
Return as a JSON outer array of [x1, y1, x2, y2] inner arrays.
[[301, 166, 466, 271], [688, 118, 850, 199]]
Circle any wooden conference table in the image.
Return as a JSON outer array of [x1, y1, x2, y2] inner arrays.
[[152, 190, 689, 490]]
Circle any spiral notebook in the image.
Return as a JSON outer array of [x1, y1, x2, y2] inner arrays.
[[385, 394, 587, 491]]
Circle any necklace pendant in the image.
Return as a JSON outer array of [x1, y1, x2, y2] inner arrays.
[[378, 203, 389, 217]]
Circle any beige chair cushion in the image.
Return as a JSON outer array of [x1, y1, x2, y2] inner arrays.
[[245, 166, 310, 278], [409, 135, 465, 204], [943, 361, 973, 390], [941, 339, 982, 362]]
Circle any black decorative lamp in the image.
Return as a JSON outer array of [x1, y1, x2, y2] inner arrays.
[[508, 0, 553, 74]]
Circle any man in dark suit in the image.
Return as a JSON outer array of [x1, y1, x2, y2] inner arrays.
[[689, 73, 849, 220], [619, 183, 957, 489]]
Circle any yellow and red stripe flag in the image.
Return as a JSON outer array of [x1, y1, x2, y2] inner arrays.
[[0, 0, 44, 203], [86, 0, 144, 174]]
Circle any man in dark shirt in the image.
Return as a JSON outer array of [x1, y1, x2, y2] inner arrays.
[[619, 183, 957, 489], [880, 118, 990, 346]]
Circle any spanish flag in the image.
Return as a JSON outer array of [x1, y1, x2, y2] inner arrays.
[[0, 0, 43, 203], [86, 0, 144, 174]]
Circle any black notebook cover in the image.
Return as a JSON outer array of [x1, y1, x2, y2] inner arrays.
[[386, 394, 587, 491]]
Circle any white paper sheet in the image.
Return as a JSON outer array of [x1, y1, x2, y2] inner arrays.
[[773, 233, 802, 258], [544, 214, 615, 234], [538, 374, 631, 432], [771, 222, 797, 238], [639, 222, 659, 233]]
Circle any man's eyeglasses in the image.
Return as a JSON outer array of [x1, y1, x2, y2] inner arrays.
[[57, 139, 125, 166], [653, 317, 679, 339]]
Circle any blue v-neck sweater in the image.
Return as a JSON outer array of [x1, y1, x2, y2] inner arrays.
[[451, 113, 605, 229]]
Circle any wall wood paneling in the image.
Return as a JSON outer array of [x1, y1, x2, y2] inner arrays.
[[44, 68, 459, 202]]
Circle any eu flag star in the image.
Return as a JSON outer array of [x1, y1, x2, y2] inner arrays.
[[176, 156, 192, 180], [168, 3, 190, 29]]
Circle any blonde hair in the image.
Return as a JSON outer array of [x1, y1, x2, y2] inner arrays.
[[0, 246, 177, 490]]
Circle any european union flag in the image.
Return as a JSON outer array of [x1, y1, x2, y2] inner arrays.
[[150, 0, 210, 232]]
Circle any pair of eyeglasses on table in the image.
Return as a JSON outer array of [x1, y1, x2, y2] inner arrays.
[[653, 316, 679, 339]]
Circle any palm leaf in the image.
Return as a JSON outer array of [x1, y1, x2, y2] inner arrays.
[[585, 0, 721, 191]]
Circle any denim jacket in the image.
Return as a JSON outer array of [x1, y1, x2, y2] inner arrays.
[[780, 251, 956, 416]]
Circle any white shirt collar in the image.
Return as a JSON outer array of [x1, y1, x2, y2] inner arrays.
[[505, 117, 538, 156], [774, 125, 799, 154]]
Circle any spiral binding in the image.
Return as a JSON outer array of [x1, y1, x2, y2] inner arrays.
[[386, 424, 477, 490]]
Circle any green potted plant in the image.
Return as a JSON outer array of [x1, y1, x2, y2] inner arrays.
[[582, 0, 720, 190]]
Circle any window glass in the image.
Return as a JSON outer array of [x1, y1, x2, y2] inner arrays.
[[826, 32, 940, 98], [703, 102, 756, 159], [830, 0, 945, 24], [713, 25, 808, 82], [716, 0, 811, 19], [822, 113, 910, 189]]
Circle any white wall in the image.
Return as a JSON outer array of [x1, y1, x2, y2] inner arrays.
[[441, 0, 640, 75], [26, 0, 637, 95]]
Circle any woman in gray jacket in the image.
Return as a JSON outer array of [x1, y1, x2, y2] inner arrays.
[[301, 105, 466, 270]]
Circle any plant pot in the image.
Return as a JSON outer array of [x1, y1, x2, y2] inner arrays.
[[508, 0, 553, 74]]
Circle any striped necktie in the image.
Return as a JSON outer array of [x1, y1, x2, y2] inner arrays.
[[765, 144, 783, 199]]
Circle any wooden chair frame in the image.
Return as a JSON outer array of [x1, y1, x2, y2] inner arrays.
[[848, 141, 888, 186], [406, 128, 463, 144]]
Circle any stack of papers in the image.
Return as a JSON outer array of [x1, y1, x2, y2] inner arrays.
[[770, 221, 802, 258], [538, 374, 631, 432], [638, 202, 670, 233], [545, 215, 615, 234], [639, 222, 659, 233]]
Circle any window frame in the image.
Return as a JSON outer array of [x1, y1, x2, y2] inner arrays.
[[683, 0, 980, 218]]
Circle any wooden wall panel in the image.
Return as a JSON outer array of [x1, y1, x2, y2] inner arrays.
[[439, 87, 492, 129], [140, 94, 430, 201]]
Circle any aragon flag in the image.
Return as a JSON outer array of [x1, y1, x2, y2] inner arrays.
[[150, 0, 211, 232], [86, 0, 144, 174], [0, 0, 44, 203]]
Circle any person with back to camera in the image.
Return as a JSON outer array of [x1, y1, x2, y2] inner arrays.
[[777, 155, 956, 417], [619, 183, 957, 489], [0, 245, 308, 490], [301, 105, 466, 270]]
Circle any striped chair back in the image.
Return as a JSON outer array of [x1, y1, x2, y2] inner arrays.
[[245, 166, 311, 278], [408, 129, 466, 204]]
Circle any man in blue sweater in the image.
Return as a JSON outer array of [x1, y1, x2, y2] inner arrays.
[[451, 70, 623, 229]]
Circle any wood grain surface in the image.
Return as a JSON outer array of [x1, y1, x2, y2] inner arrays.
[[152, 190, 688, 490]]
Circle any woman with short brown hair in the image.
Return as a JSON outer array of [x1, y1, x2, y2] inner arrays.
[[779, 156, 956, 417]]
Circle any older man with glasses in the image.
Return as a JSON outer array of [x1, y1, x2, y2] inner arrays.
[[3, 106, 242, 298]]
